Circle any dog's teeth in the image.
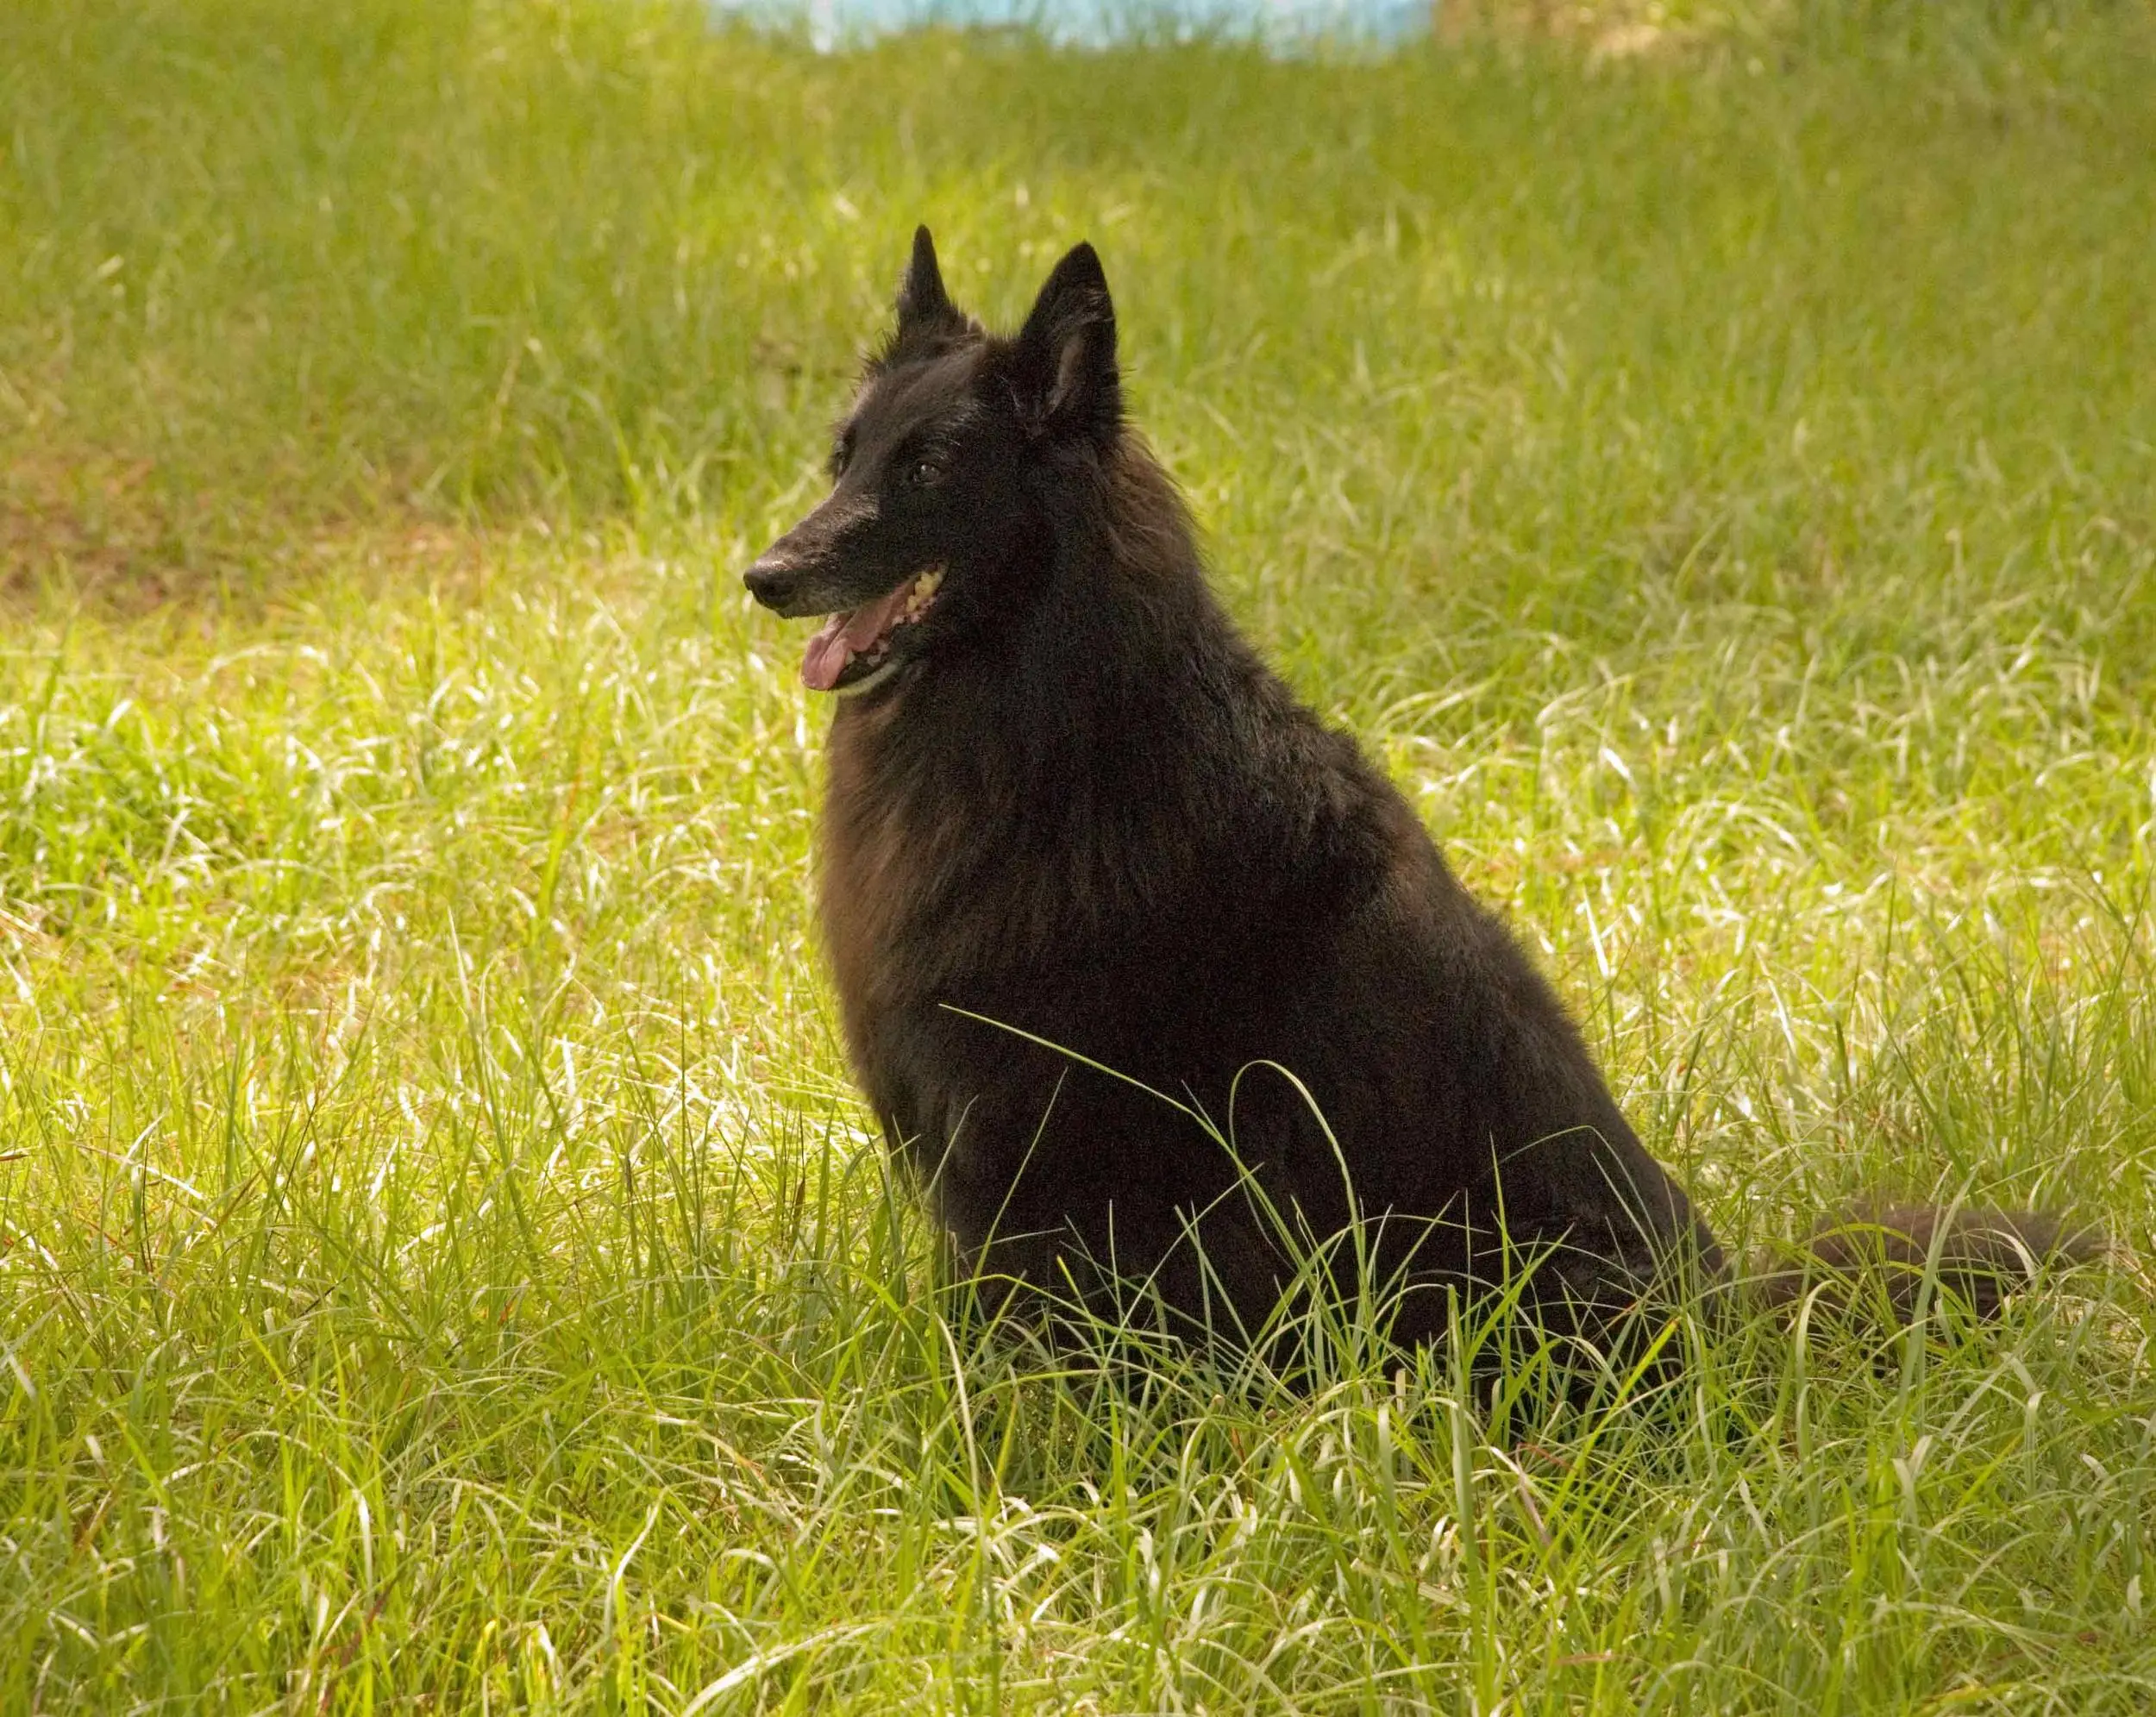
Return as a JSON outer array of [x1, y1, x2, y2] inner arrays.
[[902, 567, 943, 620]]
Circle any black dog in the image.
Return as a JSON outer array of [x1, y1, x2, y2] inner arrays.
[[747, 229, 2088, 1367]]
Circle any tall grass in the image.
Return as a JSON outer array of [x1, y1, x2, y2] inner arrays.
[[3, 0, 2153, 1708]]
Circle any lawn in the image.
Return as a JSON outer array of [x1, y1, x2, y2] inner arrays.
[[3, 0, 2154, 1709]]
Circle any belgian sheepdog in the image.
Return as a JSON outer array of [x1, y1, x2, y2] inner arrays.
[[745, 229, 2089, 1373]]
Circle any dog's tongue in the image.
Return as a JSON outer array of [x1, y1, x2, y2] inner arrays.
[[800, 617, 855, 693], [800, 582, 916, 692]]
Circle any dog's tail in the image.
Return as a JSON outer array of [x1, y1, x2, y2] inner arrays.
[[1746, 1203, 2103, 1323]]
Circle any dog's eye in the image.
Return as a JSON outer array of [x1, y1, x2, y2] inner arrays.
[[906, 458, 944, 488]]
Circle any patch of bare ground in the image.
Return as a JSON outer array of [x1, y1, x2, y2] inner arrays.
[[1, 440, 492, 615], [1437, 0, 1764, 60]]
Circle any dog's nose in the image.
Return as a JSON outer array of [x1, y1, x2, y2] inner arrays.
[[743, 558, 795, 608]]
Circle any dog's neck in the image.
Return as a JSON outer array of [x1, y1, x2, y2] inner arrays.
[[820, 442, 1363, 987]]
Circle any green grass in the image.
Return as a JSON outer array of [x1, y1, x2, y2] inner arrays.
[[3, 0, 2155, 1708]]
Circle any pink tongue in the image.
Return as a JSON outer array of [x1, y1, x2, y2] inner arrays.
[[799, 582, 918, 692], [801, 616, 854, 692]]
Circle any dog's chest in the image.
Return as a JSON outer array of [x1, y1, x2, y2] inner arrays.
[[817, 722, 998, 1024]]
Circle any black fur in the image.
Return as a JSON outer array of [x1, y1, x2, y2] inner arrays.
[[746, 229, 2093, 1365]]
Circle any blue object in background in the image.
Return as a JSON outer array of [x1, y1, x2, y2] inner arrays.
[[712, 0, 1434, 53]]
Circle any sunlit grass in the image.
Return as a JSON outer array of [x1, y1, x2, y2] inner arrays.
[[3, 0, 2154, 1709]]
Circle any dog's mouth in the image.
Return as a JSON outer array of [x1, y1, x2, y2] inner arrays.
[[800, 566, 944, 694]]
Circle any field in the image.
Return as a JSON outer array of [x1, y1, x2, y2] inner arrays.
[[3, 0, 2155, 1709]]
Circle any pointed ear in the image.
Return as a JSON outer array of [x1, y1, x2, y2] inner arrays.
[[1012, 241, 1119, 444], [894, 225, 961, 335]]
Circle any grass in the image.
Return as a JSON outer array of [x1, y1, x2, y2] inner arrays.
[[3, 0, 2155, 1708]]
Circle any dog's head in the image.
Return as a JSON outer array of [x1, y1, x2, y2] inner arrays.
[[743, 226, 1121, 697]]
